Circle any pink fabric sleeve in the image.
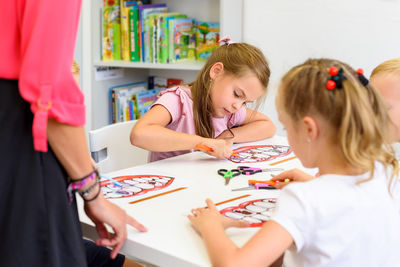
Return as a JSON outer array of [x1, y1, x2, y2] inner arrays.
[[153, 92, 183, 123], [17, 0, 84, 152]]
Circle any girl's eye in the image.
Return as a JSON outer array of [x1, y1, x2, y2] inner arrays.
[[234, 91, 240, 98]]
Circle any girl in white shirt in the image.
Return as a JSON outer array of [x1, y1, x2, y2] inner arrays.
[[188, 58, 400, 267]]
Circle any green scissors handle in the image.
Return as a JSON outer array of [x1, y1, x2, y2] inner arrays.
[[217, 169, 241, 185]]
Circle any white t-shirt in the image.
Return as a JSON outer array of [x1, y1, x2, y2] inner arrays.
[[271, 162, 400, 267]]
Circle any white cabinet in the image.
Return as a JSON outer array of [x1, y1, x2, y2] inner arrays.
[[81, 0, 243, 130]]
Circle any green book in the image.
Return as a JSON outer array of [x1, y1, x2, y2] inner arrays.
[[169, 18, 196, 63], [129, 5, 140, 61], [102, 6, 121, 61], [158, 13, 186, 64]]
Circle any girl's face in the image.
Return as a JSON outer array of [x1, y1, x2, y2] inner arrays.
[[209, 64, 264, 118], [371, 73, 400, 143], [276, 90, 315, 168]]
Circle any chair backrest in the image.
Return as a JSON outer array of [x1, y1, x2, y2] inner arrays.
[[89, 120, 149, 173]]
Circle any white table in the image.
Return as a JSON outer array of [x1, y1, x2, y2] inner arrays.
[[79, 136, 314, 267]]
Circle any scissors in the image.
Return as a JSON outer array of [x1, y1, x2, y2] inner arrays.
[[217, 169, 241, 185], [237, 166, 284, 175], [232, 182, 276, 191]]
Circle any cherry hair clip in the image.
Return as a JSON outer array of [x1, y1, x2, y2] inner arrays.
[[356, 68, 369, 86], [326, 66, 347, 90]]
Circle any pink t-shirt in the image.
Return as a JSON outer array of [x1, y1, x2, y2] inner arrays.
[[149, 86, 246, 162], [0, 0, 84, 152]]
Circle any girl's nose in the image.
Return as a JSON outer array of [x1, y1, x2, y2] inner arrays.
[[232, 101, 242, 111]]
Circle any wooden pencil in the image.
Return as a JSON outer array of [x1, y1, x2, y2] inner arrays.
[[214, 194, 251, 206], [129, 187, 187, 204], [269, 156, 297, 166]]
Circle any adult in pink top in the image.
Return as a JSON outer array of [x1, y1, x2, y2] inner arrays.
[[0, 1, 146, 266], [149, 86, 246, 162]]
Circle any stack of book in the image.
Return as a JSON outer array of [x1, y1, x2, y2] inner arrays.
[[101, 0, 220, 63], [109, 76, 183, 123]]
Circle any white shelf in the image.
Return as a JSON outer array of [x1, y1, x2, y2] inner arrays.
[[82, 0, 243, 130], [94, 61, 205, 71]]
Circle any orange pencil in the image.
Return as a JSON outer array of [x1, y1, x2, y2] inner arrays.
[[195, 144, 213, 152], [248, 179, 277, 187], [270, 156, 297, 166], [129, 187, 187, 204], [195, 144, 240, 157], [214, 194, 251, 206]]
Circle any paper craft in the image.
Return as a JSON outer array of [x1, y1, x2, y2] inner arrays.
[[101, 174, 174, 199], [219, 198, 277, 227], [229, 145, 291, 163]]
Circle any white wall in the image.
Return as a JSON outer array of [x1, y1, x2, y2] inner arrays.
[[243, 0, 400, 136]]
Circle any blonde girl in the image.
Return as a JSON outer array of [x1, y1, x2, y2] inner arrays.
[[371, 58, 400, 143], [189, 58, 400, 267], [130, 40, 276, 162]]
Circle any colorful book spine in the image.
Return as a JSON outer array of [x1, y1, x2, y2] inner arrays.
[[195, 21, 220, 61], [158, 13, 186, 64], [120, 0, 130, 61], [169, 18, 196, 63], [128, 5, 140, 61], [139, 5, 167, 62], [102, 6, 121, 61]]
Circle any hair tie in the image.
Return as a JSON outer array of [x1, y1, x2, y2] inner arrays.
[[326, 66, 347, 90], [219, 35, 231, 46], [356, 68, 369, 86]]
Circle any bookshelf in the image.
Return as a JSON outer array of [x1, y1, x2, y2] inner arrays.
[[81, 0, 243, 131]]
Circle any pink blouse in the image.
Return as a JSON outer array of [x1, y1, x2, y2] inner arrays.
[[0, 0, 84, 152], [149, 86, 246, 162]]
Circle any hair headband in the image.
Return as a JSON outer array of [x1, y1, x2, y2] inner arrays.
[[219, 35, 232, 46]]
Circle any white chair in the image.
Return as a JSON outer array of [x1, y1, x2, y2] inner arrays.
[[89, 120, 149, 173]]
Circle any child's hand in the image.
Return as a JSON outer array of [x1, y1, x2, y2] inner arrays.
[[271, 169, 316, 189], [199, 138, 233, 159], [188, 199, 249, 236]]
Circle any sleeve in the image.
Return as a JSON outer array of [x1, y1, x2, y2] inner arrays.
[[228, 106, 246, 128], [152, 91, 183, 123], [17, 0, 83, 151], [269, 184, 312, 252]]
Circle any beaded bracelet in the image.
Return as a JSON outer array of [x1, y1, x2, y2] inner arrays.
[[79, 176, 100, 199], [81, 180, 102, 202], [67, 169, 98, 203]]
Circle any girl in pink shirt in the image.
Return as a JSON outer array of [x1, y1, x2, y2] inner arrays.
[[131, 39, 276, 162]]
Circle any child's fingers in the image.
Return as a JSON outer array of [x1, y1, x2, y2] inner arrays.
[[271, 169, 295, 181], [273, 180, 291, 189], [205, 198, 218, 211]]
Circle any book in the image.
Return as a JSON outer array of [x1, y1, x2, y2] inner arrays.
[[169, 18, 197, 63], [128, 4, 140, 61], [109, 82, 147, 123], [158, 13, 187, 63], [120, 1, 139, 61], [138, 4, 167, 62], [133, 89, 160, 118], [102, 5, 122, 61], [148, 76, 167, 91], [167, 78, 183, 88], [195, 21, 220, 61]]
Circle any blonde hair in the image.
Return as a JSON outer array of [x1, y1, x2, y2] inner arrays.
[[72, 60, 80, 84], [279, 58, 398, 184], [371, 58, 400, 78], [189, 43, 270, 138]]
